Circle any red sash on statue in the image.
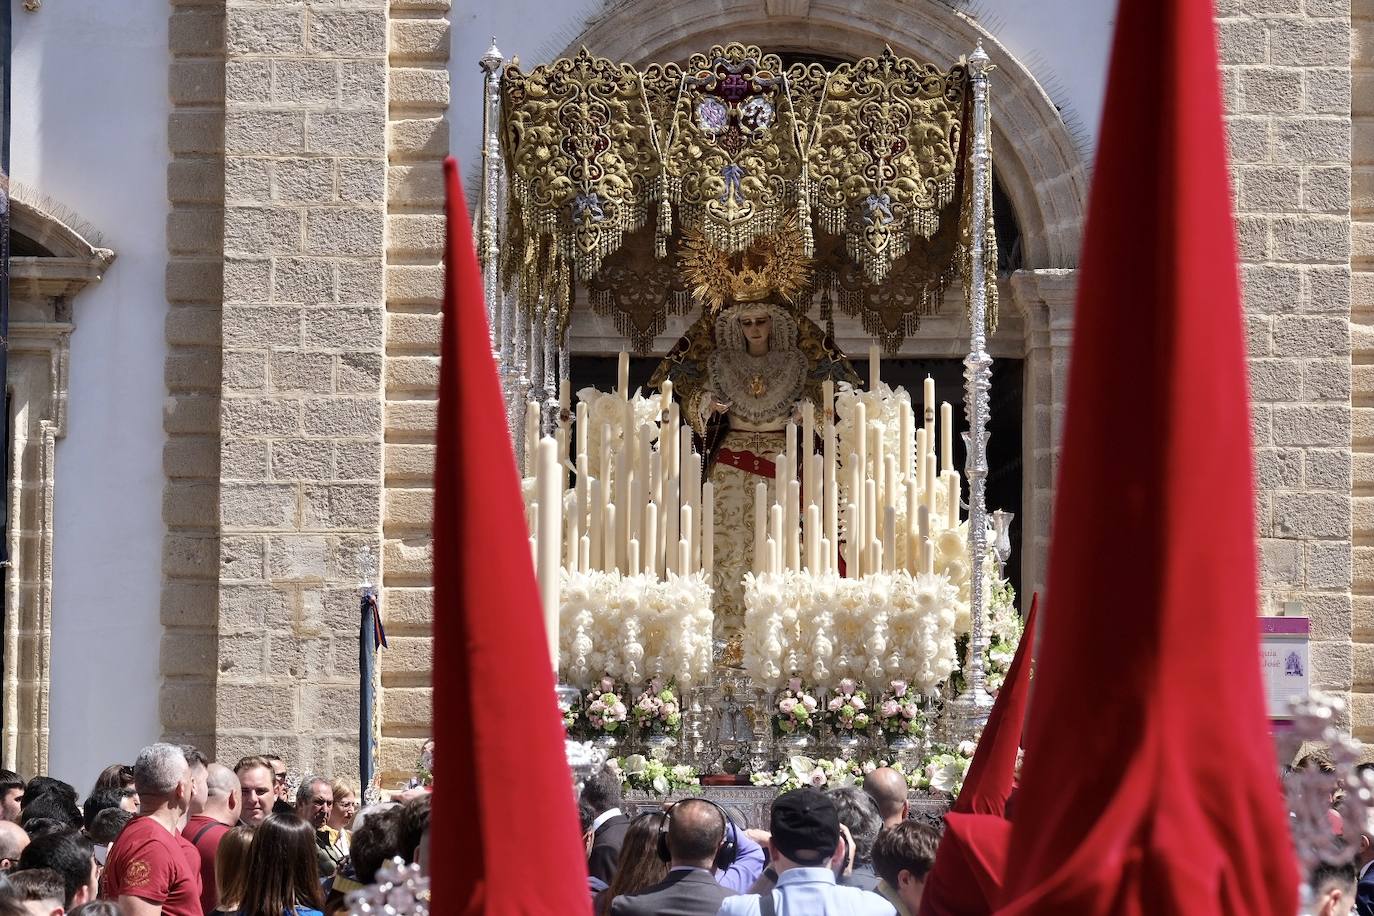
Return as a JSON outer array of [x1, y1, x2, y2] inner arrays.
[[716, 448, 776, 479]]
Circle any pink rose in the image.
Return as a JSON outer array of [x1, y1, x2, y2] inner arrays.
[[601, 677, 615, 693], [850, 696, 865, 711], [809, 771, 827, 787], [902, 703, 919, 720], [839, 678, 856, 696], [828, 698, 844, 712], [881, 700, 899, 718], [789, 677, 802, 693], [890, 680, 908, 696], [801, 695, 817, 712], [779, 698, 798, 714]]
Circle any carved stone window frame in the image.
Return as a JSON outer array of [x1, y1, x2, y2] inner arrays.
[[6, 195, 113, 774]]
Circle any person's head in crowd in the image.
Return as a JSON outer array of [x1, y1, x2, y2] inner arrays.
[[397, 794, 431, 875], [16, 823, 61, 843], [238, 814, 324, 916], [19, 782, 73, 815], [580, 767, 623, 817], [872, 820, 941, 913], [598, 811, 668, 916], [67, 902, 121, 916], [828, 786, 881, 870], [1310, 860, 1357, 916], [203, 763, 241, 825], [0, 773, 23, 824], [79, 789, 129, 835], [180, 746, 209, 817], [90, 766, 134, 798], [233, 756, 275, 828], [346, 806, 402, 885], [769, 788, 840, 873], [214, 824, 254, 915], [578, 798, 597, 855], [0, 822, 29, 870], [327, 779, 357, 834], [86, 808, 132, 847], [260, 754, 290, 803], [16, 829, 96, 910], [862, 767, 910, 828], [665, 799, 728, 872], [2, 867, 65, 916], [294, 776, 332, 830], [132, 743, 192, 820], [19, 795, 78, 833]]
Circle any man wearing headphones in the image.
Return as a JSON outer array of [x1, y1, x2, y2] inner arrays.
[[610, 798, 738, 916]]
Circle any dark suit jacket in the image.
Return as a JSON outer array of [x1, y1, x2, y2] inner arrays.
[[1356, 870, 1374, 916], [610, 868, 735, 916], [588, 813, 631, 884]]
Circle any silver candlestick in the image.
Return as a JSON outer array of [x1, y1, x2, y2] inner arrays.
[[947, 42, 996, 733]]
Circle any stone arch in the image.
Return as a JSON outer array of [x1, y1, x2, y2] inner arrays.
[[5, 190, 113, 774], [565, 0, 1088, 271]]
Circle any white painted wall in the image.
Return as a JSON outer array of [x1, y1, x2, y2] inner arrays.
[[450, 0, 1118, 196], [11, 0, 169, 791]]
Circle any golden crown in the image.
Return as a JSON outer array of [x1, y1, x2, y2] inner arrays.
[[679, 215, 812, 312]]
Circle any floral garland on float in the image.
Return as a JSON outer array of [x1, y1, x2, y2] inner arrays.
[[607, 753, 701, 796], [748, 741, 978, 798]]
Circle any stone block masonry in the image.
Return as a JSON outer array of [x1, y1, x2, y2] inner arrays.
[[1222, 2, 1355, 731], [217, 0, 390, 777], [380, 0, 450, 788]]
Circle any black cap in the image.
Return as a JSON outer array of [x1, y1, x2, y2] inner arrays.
[[769, 788, 839, 866]]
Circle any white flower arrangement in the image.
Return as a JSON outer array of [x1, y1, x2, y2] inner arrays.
[[876, 679, 928, 742], [575, 387, 662, 483], [560, 569, 714, 691], [911, 740, 978, 797], [984, 580, 1024, 693], [750, 756, 913, 792], [774, 678, 819, 736], [584, 678, 628, 735], [608, 754, 700, 796], [743, 570, 961, 694], [826, 678, 872, 735]]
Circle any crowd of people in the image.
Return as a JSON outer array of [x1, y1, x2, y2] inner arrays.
[[579, 764, 941, 916], [0, 743, 431, 916]]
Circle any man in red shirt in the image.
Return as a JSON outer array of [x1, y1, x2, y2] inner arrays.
[[182, 764, 239, 915], [102, 743, 201, 916]]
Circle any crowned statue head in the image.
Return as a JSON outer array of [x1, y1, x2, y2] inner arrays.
[[716, 298, 800, 360]]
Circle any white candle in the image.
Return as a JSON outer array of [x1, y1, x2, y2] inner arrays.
[[576, 401, 588, 465], [864, 479, 877, 574], [843, 503, 858, 577], [905, 480, 919, 572], [923, 535, 935, 576], [899, 401, 913, 482], [947, 471, 961, 529], [644, 503, 658, 578], [661, 378, 673, 412], [923, 376, 936, 441], [664, 477, 679, 575], [559, 378, 570, 415], [566, 502, 580, 570], [820, 536, 831, 575], [703, 482, 715, 577], [617, 351, 630, 400], [680, 504, 693, 575], [535, 437, 562, 672], [614, 445, 629, 571], [524, 401, 540, 477], [918, 505, 931, 574], [754, 482, 768, 574], [579, 534, 590, 574], [914, 428, 927, 495], [848, 454, 862, 570], [604, 504, 617, 574], [941, 402, 954, 473], [588, 479, 603, 570], [771, 504, 784, 574], [802, 402, 816, 513], [855, 402, 867, 492], [883, 506, 896, 573], [785, 420, 798, 492], [766, 537, 778, 575], [807, 504, 821, 572], [677, 535, 690, 577], [824, 385, 838, 557], [926, 453, 938, 519], [787, 480, 802, 572], [627, 538, 639, 576], [868, 422, 883, 495], [869, 344, 881, 391]]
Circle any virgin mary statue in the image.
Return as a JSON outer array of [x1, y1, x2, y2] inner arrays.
[[650, 224, 857, 649]]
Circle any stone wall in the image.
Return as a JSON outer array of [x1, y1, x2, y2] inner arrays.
[[380, 0, 449, 787], [215, 0, 390, 775], [1351, 0, 1374, 736], [1218, 0, 1356, 724], [161, 0, 227, 754]]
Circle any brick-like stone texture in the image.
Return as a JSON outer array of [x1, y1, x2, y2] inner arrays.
[[162, 0, 228, 753], [1351, 0, 1374, 736], [1224, 4, 1356, 731], [379, 0, 449, 787], [218, 0, 390, 779]]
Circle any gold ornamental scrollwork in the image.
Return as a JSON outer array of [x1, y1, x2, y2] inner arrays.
[[497, 43, 995, 348]]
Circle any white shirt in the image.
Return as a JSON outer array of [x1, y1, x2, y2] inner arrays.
[[717, 867, 896, 916], [592, 807, 624, 833]]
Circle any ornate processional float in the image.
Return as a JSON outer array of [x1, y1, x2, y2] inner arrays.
[[477, 39, 1022, 795]]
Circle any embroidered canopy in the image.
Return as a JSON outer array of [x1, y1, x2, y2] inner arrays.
[[498, 42, 997, 351]]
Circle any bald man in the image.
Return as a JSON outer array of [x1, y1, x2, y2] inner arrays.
[[863, 768, 910, 828], [0, 819, 28, 870], [184, 763, 239, 914]]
